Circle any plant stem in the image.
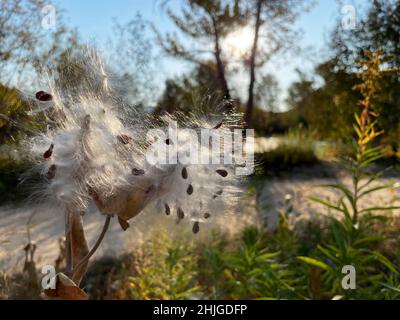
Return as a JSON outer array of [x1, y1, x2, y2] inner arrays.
[[71, 215, 112, 282], [65, 210, 72, 276]]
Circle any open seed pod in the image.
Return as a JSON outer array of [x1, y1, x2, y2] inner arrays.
[[88, 177, 156, 222], [24, 51, 244, 299]]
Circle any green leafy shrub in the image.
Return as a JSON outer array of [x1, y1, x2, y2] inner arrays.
[[256, 129, 319, 172], [127, 232, 201, 300], [0, 83, 43, 204], [298, 50, 400, 299]]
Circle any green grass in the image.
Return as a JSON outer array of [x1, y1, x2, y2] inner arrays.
[[77, 216, 399, 300]]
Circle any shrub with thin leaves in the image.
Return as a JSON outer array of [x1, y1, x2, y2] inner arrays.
[[299, 50, 400, 299]]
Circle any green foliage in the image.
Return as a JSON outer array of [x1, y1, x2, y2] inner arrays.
[[128, 232, 201, 300], [0, 83, 39, 144], [257, 129, 319, 172], [0, 0, 78, 82], [5, 213, 400, 300], [0, 83, 42, 203], [286, 62, 360, 141], [124, 227, 304, 300], [298, 50, 400, 299], [82, 49, 400, 301], [153, 63, 223, 115], [222, 227, 296, 299], [287, 1, 400, 146]]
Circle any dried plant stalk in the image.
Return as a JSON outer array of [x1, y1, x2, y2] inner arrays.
[[72, 215, 111, 283], [67, 208, 89, 285]]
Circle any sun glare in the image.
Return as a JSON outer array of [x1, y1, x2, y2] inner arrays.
[[223, 27, 254, 59]]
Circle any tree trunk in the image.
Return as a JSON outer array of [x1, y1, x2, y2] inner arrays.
[[245, 0, 263, 128], [212, 17, 231, 102]]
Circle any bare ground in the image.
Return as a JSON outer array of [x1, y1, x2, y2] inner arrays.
[[1, 163, 399, 274], [0, 197, 258, 274]]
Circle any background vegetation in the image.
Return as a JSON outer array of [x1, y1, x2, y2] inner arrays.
[[1, 0, 400, 300]]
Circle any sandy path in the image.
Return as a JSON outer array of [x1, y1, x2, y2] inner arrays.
[[0, 203, 136, 273], [1, 165, 399, 274], [258, 166, 400, 230], [0, 198, 258, 274]]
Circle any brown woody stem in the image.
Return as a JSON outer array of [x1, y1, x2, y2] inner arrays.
[[65, 210, 73, 276], [71, 215, 112, 283]]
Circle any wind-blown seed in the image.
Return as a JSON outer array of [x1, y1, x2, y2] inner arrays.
[[117, 134, 132, 144], [213, 190, 223, 199], [181, 167, 188, 179], [177, 207, 185, 219], [24, 53, 243, 250], [35, 91, 52, 101], [192, 221, 200, 234], [145, 185, 154, 194], [165, 203, 170, 215], [118, 217, 130, 231], [213, 122, 223, 129], [132, 168, 145, 176], [46, 164, 56, 180], [43, 144, 54, 159], [216, 169, 228, 177]]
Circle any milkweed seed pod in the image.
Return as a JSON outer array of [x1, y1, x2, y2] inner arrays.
[[25, 50, 245, 234]]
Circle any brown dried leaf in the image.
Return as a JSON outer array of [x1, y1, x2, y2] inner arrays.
[[69, 211, 89, 285], [44, 273, 88, 300]]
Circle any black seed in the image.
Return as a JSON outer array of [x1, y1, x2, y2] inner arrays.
[[117, 134, 132, 145], [43, 144, 54, 159], [118, 217, 130, 231], [177, 207, 185, 219], [132, 168, 145, 176], [165, 138, 172, 145], [181, 167, 188, 179], [213, 122, 223, 129], [192, 221, 200, 234], [213, 190, 223, 199], [187, 184, 193, 195], [35, 91, 52, 101], [46, 164, 56, 180], [204, 212, 211, 219], [164, 203, 170, 216], [216, 169, 228, 177], [83, 114, 91, 129], [145, 185, 154, 194]]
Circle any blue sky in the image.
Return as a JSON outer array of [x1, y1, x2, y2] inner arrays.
[[54, 0, 370, 107]]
